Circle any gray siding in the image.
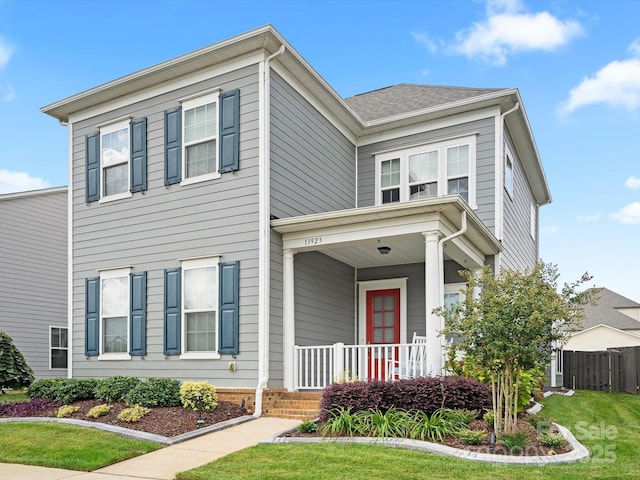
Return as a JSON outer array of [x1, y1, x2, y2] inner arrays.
[[0, 188, 67, 379], [71, 65, 260, 386], [357, 116, 496, 232], [270, 72, 356, 218], [294, 252, 355, 346], [500, 132, 538, 270], [269, 230, 284, 386]]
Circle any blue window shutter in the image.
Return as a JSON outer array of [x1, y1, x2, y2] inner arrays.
[[85, 277, 100, 356], [164, 268, 181, 356], [85, 132, 100, 202], [218, 261, 239, 354], [164, 107, 182, 185], [129, 272, 147, 356], [218, 89, 240, 173], [130, 117, 147, 192]]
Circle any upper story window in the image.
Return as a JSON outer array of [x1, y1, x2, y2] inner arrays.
[[183, 92, 219, 182], [101, 120, 130, 198], [504, 151, 514, 199], [375, 135, 476, 208]]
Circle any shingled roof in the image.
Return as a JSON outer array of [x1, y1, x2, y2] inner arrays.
[[345, 83, 507, 122], [579, 288, 640, 331]]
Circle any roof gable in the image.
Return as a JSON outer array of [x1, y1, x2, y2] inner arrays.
[[580, 288, 640, 331]]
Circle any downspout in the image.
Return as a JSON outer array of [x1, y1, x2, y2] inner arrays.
[[254, 44, 285, 418], [495, 101, 520, 268], [437, 210, 467, 372], [63, 119, 73, 379]]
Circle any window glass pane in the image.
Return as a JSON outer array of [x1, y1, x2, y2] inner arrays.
[[410, 183, 437, 200], [51, 328, 60, 348], [51, 349, 67, 369], [444, 292, 460, 314], [102, 128, 129, 167], [104, 163, 129, 196], [60, 328, 68, 348], [447, 145, 469, 176], [381, 158, 400, 188], [383, 294, 395, 310], [102, 277, 128, 316], [185, 103, 216, 143], [373, 296, 383, 310], [409, 151, 437, 183], [186, 140, 216, 178], [382, 187, 400, 204], [184, 267, 216, 310], [505, 156, 514, 194], [373, 330, 383, 343], [384, 311, 395, 326], [383, 329, 395, 342], [186, 312, 216, 352], [447, 177, 468, 202], [373, 312, 383, 327], [103, 317, 127, 353]]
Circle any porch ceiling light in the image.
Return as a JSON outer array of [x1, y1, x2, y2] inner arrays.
[[377, 245, 391, 255]]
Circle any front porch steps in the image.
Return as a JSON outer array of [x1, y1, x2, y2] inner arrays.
[[262, 390, 323, 420]]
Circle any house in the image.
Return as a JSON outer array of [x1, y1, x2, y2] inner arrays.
[[0, 187, 68, 380], [41, 25, 550, 414]]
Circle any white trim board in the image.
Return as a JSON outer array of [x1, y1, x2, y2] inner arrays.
[[358, 278, 408, 346]]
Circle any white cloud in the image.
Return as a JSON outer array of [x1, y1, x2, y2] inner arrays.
[[625, 176, 640, 189], [577, 213, 601, 223], [541, 225, 559, 235], [0, 37, 13, 70], [0, 169, 51, 194], [561, 58, 640, 113], [449, 1, 583, 66], [0, 83, 15, 102], [611, 202, 640, 225], [412, 32, 439, 53], [629, 38, 640, 57]]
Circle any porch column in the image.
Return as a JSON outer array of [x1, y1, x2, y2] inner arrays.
[[423, 231, 443, 375], [471, 267, 482, 300], [283, 249, 296, 391]]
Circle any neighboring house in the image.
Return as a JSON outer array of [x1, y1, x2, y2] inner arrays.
[[548, 288, 640, 387], [0, 187, 68, 380], [41, 26, 550, 413]]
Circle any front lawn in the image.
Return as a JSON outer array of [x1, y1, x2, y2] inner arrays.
[[0, 422, 161, 471], [177, 390, 640, 480]]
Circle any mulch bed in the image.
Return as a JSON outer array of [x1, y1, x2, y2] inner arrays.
[[2, 399, 247, 437], [286, 417, 573, 456]]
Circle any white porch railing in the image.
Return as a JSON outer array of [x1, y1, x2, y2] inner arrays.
[[294, 342, 429, 390]]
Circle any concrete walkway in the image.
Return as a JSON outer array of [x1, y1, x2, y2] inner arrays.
[[0, 417, 300, 480]]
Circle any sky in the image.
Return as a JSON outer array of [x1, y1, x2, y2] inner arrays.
[[0, 0, 639, 302]]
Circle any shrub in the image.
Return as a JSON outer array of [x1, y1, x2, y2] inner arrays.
[[408, 408, 464, 443], [457, 428, 486, 445], [94, 376, 141, 403], [483, 410, 495, 429], [180, 381, 218, 412], [356, 407, 412, 438], [320, 406, 360, 437], [0, 398, 58, 417], [499, 430, 529, 453], [540, 432, 566, 449], [0, 332, 34, 392], [297, 419, 318, 433], [117, 405, 150, 423], [319, 376, 491, 422], [56, 405, 79, 418], [125, 377, 181, 407], [28, 378, 97, 404], [86, 404, 112, 418]]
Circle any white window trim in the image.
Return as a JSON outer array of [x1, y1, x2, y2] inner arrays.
[[358, 278, 408, 346], [180, 91, 221, 186], [180, 256, 221, 360], [98, 267, 131, 360], [504, 145, 514, 200], [98, 119, 132, 203], [374, 135, 477, 209], [49, 326, 68, 370]]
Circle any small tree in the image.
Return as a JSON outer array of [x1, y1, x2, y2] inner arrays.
[[0, 332, 35, 393], [440, 262, 597, 434]]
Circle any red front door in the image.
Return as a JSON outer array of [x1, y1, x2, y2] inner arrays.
[[366, 289, 400, 379]]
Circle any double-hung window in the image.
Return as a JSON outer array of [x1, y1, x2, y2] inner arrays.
[[183, 257, 219, 355], [100, 267, 131, 357], [101, 120, 130, 199], [504, 151, 514, 199], [375, 135, 476, 207], [183, 92, 219, 183], [50, 327, 68, 369]]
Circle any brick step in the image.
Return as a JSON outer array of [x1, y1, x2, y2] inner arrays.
[[271, 400, 322, 409], [278, 392, 323, 401], [264, 408, 320, 420]]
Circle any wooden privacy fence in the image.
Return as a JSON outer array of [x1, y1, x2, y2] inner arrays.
[[563, 346, 640, 394]]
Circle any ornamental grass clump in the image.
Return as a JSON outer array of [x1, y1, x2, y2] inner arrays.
[[180, 381, 218, 412]]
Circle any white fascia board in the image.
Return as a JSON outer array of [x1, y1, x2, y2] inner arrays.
[[0, 185, 67, 201], [67, 52, 264, 124], [356, 106, 500, 147], [270, 62, 357, 144]]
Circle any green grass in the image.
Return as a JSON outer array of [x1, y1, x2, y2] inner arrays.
[[0, 423, 162, 471], [177, 390, 640, 480], [0, 390, 29, 403]]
